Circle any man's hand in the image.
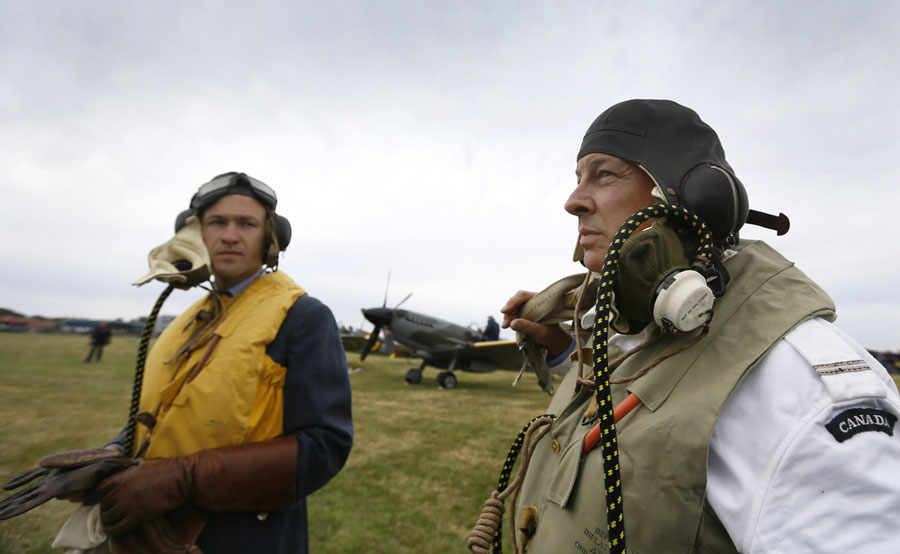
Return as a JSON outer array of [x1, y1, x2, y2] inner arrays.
[[501, 291, 572, 359], [60, 445, 125, 503], [86, 457, 193, 536], [86, 435, 298, 536], [0, 449, 135, 520]]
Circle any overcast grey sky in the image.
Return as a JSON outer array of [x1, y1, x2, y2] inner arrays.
[[1, 1, 898, 349]]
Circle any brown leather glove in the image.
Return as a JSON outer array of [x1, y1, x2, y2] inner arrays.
[[109, 504, 209, 554], [87, 435, 298, 536], [0, 448, 135, 520]]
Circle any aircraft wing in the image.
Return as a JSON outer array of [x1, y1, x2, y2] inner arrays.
[[341, 333, 377, 354], [452, 339, 523, 372]]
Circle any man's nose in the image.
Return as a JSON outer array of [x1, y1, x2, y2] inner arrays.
[[564, 185, 593, 215], [222, 222, 240, 242]]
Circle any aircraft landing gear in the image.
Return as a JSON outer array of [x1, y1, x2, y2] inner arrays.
[[405, 361, 427, 384], [436, 371, 457, 390], [405, 369, 423, 384]]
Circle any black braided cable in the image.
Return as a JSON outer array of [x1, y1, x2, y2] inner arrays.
[[591, 203, 714, 554], [124, 283, 175, 457], [490, 413, 556, 554]]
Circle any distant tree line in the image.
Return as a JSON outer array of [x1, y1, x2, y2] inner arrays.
[[870, 350, 900, 374]]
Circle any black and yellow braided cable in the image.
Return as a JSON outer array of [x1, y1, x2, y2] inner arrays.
[[489, 413, 556, 554], [590, 203, 713, 554], [123, 283, 175, 457]]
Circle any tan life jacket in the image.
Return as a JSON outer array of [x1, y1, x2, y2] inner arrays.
[[136, 271, 305, 458], [515, 240, 836, 554]]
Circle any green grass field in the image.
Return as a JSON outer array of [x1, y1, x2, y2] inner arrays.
[[0, 333, 550, 553], [4, 333, 899, 554]]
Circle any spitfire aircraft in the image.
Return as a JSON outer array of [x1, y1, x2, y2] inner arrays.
[[355, 304, 524, 390]]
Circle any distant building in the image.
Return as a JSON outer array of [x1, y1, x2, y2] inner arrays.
[[59, 319, 143, 337], [107, 321, 144, 336], [60, 319, 102, 334], [154, 315, 176, 336], [0, 315, 54, 333]]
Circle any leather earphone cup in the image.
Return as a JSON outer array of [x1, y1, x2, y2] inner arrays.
[[263, 214, 292, 267], [174, 209, 194, 233], [273, 214, 291, 251], [677, 165, 749, 242]]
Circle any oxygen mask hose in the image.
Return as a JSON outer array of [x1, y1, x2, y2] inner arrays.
[[590, 203, 714, 554], [124, 283, 175, 457]]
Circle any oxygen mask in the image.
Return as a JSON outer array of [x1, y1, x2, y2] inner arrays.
[[133, 213, 212, 290]]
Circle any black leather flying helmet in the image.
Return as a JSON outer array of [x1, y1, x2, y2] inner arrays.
[[175, 172, 291, 266], [577, 99, 787, 246]]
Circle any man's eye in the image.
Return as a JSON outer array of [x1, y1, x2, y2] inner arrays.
[[242, 221, 257, 228]]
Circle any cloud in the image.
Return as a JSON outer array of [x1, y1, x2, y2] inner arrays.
[[1, 0, 898, 349]]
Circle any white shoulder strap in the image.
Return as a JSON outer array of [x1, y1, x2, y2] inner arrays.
[[784, 318, 887, 403]]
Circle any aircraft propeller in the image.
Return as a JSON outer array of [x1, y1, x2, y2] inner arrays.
[[393, 292, 412, 310], [359, 306, 391, 360], [359, 271, 412, 361], [360, 325, 382, 361]]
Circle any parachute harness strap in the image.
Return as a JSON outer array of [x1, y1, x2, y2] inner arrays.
[[592, 203, 714, 554], [131, 286, 226, 459], [124, 283, 175, 457], [467, 414, 556, 554]]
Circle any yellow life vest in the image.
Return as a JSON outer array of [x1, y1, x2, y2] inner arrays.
[[136, 271, 305, 458]]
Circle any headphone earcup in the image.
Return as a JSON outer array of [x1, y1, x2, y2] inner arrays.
[[175, 209, 195, 233], [678, 165, 749, 243], [274, 214, 291, 251]]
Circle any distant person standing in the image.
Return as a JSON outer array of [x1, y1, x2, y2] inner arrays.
[[84, 321, 111, 362], [482, 315, 500, 341]]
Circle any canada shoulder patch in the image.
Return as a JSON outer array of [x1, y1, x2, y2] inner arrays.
[[825, 408, 897, 443]]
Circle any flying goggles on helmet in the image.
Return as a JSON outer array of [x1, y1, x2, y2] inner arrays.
[[139, 172, 288, 291], [190, 172, 278, 212], [174, 171, 292, 268]]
